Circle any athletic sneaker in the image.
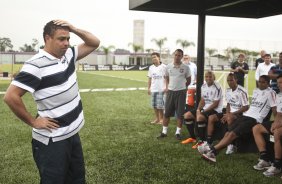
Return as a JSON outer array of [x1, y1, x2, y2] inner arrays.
[[253, 159, 271, 171], [175, 134, 182, 140], [263, 165, 281, 177], [192, 141, 203, 149], [197, 141, 210, 154], [157, 133, 167, 139], [202, 150, 216, 163], [226, 144, 236, 155], [181, 138, 196, 144]]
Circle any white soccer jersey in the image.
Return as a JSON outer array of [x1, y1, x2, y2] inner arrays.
[[147, 63, 166, 92], [184, 62, 197, 87], [226, 85, 249, 113], [244, 87, 276, 123], [201, 81, 223, 113], [276, 93, 282, 113]]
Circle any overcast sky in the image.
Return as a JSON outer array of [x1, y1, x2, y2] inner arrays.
[[1, 0, 282, 56]]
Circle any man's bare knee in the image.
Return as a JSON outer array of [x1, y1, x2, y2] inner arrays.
[[184, 112, 195, 120], [252, 124, 265, 135]]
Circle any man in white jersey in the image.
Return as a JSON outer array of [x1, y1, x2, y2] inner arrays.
[[252, 74, 282, 177], [148, 52, 166, 124], [183, 54, 197, 87], [3, 20, 100, 183], [200, 73, 249, 154], [157, 49, 191, 140], [182, 71, 223, 149], [200, 75, 276, 163], [255, 54, 275, 87]]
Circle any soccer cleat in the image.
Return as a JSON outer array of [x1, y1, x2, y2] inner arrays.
[[157, 133, 167, 139], [181, 138, 196, 144], [175, 134, 182, 140], [226, 144, 237, 155], [197, 141, 210, 154], [192, 141, 203, 149], [263, 165, 281, 177], [253, 159, 271, 171], [202, 150, 216, 163]]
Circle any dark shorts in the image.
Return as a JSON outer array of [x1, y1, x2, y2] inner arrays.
[[261, 121, 273, 135], [190, 109, 222, 120], [32, 133, 85, 184], [164, 89, 186, 119], [228, 116, 257, 136]]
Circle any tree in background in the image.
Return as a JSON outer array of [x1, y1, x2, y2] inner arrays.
[[19, 38, 39, 52], [151, 37, 167, 57], [0, 37, 13, 52], [100, 45, 115, 65], [205, 47, 218, 66], [176, 39, 195, 52], [128, 43, 143, 65], [145, 48, 154, 53]]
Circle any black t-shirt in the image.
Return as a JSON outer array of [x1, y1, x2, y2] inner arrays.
[[231, 61, 249, 86], [255, 58, 264, 68]]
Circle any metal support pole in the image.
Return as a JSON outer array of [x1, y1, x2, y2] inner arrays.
[[196, 13, 206, 106]]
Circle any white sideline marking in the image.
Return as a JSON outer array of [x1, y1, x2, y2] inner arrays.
[[216, 72, 225, 82], [79, 89, 91, 92], [81, 71, 147, 82], [91, 88, 114, 92]]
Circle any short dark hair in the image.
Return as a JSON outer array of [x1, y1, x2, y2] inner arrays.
[[174, 49, 183, 56], [277, 73, 282, 80], [151, 52, 160, 58], [264, 54, 271, 58], [259, 75, 270, 84], [227, 72, 238, 80], [43, 20, 70, 42]]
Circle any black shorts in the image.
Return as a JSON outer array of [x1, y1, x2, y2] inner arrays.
[[228, 116, 257, 136], [190, 109, 222, 120], [261, 121, 273, 135]]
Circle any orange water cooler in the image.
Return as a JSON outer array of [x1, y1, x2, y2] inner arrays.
[[186, 86, 196, 107]]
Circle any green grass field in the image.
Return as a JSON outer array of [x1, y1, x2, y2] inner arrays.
[[1, 70, 281, 183], [0, 64, 23, 73]]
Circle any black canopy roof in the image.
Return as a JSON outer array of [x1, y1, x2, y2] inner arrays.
[[130, 0, 282, 18]]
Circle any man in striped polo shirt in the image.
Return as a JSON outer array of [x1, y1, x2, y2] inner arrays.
[[4, 20, 100, 183]]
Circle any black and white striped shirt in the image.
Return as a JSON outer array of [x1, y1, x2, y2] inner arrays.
[[12, 47, 84, 145]]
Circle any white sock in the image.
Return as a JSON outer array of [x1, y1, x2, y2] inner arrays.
[[175, 127, 181, 135], [162, 126, 168, 134]]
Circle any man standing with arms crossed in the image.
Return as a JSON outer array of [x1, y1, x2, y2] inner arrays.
[[3, 20, 100, 183], [157, 49, 191, 140]]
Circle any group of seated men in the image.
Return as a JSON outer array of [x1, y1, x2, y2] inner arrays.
[[180, 71, 282, 177]]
